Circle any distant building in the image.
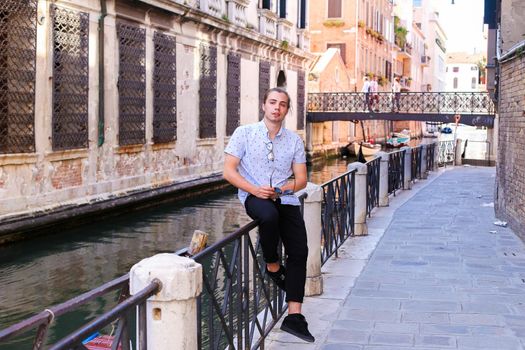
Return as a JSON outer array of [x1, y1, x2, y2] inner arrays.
[[445, 52, 486, 92], [0, 0, 312, 241]]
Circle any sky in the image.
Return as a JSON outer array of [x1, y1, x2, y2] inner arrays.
[[437, 0, 487, 54]]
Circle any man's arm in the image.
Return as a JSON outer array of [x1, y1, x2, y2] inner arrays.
[[280, 162, 307, 193], [223, 154, 276, 199]]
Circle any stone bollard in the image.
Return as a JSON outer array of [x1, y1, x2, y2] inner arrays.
[[454, 138, 463, 166], [130, 254, 202, 350], [421, 144, 428, 179], [347, 162, 368, 236], [299, 182, 323, 296], [377, 151, 389, 207], [401, 146, 412, 190]]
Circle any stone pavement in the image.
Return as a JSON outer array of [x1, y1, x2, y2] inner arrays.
[[266, 166, 525, 350]]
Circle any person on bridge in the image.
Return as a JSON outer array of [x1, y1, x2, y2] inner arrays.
[[361, 76, 371, 111], [392, 76, 401, 112], [223, 87, 315, 343], [370, 75, 379, 112]]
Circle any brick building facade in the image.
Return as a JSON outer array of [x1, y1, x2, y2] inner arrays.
[[495, 52, 525, 238]]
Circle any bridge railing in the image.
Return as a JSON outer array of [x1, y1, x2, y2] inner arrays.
[[320, 169, 356, 264], [307, 92, 496, 116], [426, 143, 436, 171], [411, 145, 423, 181], [438, 140, 456, 166]]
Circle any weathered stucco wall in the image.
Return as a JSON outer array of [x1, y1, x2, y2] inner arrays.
[[500, 0, 525, 52], [0, 0, 312, 239], [495, 51, 525, 239]]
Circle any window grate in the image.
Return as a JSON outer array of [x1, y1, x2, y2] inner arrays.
[[199, 43, 217, 139], [153, 31, 177, 144], [258, 61, 271, 120], [226, 53, 240, 136], [0, 0, 37, 154], [117, 22, 146, 146], [297, 70, 305, 130], [51, 5, 89, 151]]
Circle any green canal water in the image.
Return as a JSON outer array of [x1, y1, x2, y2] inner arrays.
[[0, 157, 355, 349]]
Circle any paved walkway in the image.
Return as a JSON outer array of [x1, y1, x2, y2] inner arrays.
[[267, 166, 525, 350]]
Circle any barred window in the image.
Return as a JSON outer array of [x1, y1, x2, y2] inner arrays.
[[258, 61, 271, 120], [226, 53, 240, 136], [297, 71, 305, 130], [199, 43, 217, 139], [0, 0, 37, 154], [153, 31, 177, 144], [51, 5, 89, 151], [327, 0, 342, 18], [117, 22, 146, 146]]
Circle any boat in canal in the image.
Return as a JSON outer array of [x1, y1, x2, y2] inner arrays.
[[386, 132, 410, 148], [353, 142, 381, 156]]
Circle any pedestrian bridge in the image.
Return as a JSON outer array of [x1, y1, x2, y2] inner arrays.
[[307, 92, 496, 127]]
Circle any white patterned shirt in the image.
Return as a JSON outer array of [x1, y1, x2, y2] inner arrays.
[[225, 121, 306, 206]]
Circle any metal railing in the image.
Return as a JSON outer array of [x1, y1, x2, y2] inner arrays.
[[438, 140, 455, 166], [320, 169, 356, 264], [411, 145, 423, 181], [426, 143, 436, 171], [0, 274, 160, 350], [388, 150, 405, 196], [366, 157, 381, 217]]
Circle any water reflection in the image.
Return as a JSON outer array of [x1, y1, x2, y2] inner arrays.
[[0, 160, 356, 349]]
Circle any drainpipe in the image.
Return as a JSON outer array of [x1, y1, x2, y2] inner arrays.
[[98, 0, 107, 147]]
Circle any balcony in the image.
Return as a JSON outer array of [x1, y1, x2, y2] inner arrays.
[[277, 18, 293, 45], [226, 0, 248, 27], [397, 42, 412, 60], [200, 0, 225, 18], [297, 29, 310, 51], [421, 55, 431, 66], [258, 9, 277, 39]]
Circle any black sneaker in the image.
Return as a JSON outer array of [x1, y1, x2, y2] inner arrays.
[[266, 265, 286, 290], [281, 313, 315, 343]]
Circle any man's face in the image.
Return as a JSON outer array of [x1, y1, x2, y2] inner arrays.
[[262, 91, 289, 123]]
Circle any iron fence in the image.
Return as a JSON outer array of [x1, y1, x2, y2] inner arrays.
[[438, 140, 455, 166], [411, 145, 423, 181], [320, 169, 356, 264], [426, 143, 436, 171], [0, 274, 160, 350], [366, 157, 381, 217], [388, 150, 405, 196]]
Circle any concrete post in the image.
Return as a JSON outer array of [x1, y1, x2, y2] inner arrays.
[[347, 162, 368, 236], [454, 138, 463, 166], [401, 146, 412, 190], [299, 182, 323, 296], [420, 144, 428, 179], [130, 254, 202, 350], [377, 151, 389, 207]]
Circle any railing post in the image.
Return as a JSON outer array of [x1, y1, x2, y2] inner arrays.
[[401, 146, 412, 189], [377, 151, 389, 207], [130, 254, 202, 350], [454, 138, 463, 166], [420, 144, 428, 179], [300, 183, 323, 296], [347, 162, 368, 236]]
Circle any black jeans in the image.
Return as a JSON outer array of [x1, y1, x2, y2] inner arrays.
[[244, 195, 308, 303]]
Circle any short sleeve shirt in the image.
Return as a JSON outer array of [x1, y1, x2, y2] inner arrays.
[[224, 121, 306, 206]]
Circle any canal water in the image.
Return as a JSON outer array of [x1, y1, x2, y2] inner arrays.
[[0, 157, 355, 349]]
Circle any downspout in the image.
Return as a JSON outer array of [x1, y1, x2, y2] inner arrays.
[[98, 0, 107, 147]]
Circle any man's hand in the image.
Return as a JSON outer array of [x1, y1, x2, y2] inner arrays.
[[252, 185, 278, 200]]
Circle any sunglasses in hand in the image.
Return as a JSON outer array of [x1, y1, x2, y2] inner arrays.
[[273, 187, 294, 196]]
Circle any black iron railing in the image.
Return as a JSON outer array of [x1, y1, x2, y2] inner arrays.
[[306, 92, 496, 127], [438, 140, 455, 166], [320, 169, 356, 264], [411, 145, 423, 181], [426, 143, 436, 172], [366, 157, 381, 217], [0, 274, 160, 350], [388, 150, 405, 196]]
